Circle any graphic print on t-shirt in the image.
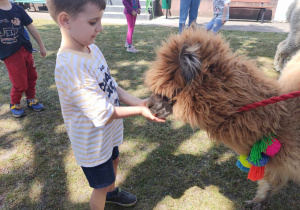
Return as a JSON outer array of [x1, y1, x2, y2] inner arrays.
[[98, 65, 120, 107], [0, 17, 21, 44]]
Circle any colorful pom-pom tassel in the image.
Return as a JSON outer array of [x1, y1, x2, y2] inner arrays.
[[236, 160, 250, 172], [264, 138, 281, 157], [247, 153, 269, 167], [239, 155, 252, 168], [247, 165, 265, 181]]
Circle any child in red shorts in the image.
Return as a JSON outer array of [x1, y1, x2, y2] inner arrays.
[[0, 0, 47, 117]]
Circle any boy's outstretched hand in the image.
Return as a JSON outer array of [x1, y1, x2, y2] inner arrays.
[[140, 99, 166, 122], [141, 106, 166, 122]]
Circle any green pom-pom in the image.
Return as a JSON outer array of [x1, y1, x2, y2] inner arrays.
[[248, 134, 277, 166]]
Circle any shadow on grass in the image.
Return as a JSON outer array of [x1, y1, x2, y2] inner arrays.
[[0, 22, 298, 209]]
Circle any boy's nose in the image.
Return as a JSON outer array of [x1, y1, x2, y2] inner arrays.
[[96, 24, 103, 32]]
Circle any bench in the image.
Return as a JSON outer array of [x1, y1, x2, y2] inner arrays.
[[230, 0, 273, 23], [14, 0, 46, 11]]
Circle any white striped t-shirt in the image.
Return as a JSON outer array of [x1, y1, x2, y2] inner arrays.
[[55, 44, 123, 167]]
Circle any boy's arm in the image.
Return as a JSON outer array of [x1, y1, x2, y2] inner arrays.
[[222, 3, 229, 24], [106, 86, 165, 123], [117, 86, 145, 106], [26, 23, 47, 57]]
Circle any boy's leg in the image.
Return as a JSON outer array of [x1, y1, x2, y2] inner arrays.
[[23, 50, 37, 100], [82, 156, 116, 209], [90, 187, 110, 210], [211, 18, 224, 33], [23, 50, 44, 111], [205, 18, 215, 31], [106, 147, 137, 206], [188, 0, 201, 26], [108, 156, 119, 192], [3, 48, 29, 104], [179, 0, 192, 33]]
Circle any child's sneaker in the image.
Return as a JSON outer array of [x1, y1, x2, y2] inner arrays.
[[106, 187, 137, 207], [125, 42, 128, 48], [10, 104, 26, 117], [126, 46, 139, 53], [27, 99, 44, 111]]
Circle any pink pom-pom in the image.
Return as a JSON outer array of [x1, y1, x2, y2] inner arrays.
[[264, 138, 281, 157]]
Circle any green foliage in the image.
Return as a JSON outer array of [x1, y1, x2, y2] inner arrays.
[[1, 20, 298, 209]]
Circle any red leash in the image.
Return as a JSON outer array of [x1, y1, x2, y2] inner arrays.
[[238, 91, 300, 112]]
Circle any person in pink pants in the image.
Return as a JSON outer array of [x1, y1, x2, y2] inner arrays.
[[122, 0, 141, 53]]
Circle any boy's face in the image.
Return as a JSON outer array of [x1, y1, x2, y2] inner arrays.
[[68, 2, 103, 47]]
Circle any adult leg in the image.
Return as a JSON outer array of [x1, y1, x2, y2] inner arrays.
[[179, 0, 192, 33], [188, 0, 201, 26], [3, 48, 28, 104]]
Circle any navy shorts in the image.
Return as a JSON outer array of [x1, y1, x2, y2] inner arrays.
[[81, 146, 119, 189]]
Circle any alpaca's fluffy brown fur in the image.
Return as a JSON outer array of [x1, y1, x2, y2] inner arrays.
[[145, 26, 300, 208]]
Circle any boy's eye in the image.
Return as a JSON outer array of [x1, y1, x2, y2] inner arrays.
[[89, 21, 97, 26]]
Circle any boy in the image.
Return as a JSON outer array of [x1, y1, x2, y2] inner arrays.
[[205, 0, 230, 33], [46, 0, 165, 209], [0, 0, 47, 117]]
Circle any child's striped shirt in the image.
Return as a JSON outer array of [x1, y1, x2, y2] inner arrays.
[[55, 44, 123, 167]]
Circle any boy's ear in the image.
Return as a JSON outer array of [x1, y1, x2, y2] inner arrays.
[[58, 12, 70, 29]]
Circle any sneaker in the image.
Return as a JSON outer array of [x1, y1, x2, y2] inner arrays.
[[106, 187, 137, 207], [125, 42, 128, 48], [27, 99, 44, 111], [10, 104, 26, 117], [126, 46, 139, 53]]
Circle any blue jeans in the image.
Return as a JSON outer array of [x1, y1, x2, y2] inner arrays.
[[179, 0, 201, 34], [205, 18, 224, 33]]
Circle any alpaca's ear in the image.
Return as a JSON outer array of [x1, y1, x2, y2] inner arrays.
[[179, 44, 201, 84]]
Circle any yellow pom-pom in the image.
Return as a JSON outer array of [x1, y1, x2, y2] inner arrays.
[[239, 155, 252, 168]]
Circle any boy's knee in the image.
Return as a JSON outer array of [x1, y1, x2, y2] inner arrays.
[[15, 83, 28, 92]]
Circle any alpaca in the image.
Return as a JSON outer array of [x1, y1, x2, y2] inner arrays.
[[145, 26, 300, 209], [274, 0, 300, 72]]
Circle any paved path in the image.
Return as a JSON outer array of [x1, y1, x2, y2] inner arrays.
[[28, 11, 290, 33]]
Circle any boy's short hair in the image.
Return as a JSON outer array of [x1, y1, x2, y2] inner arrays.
[[46, 0, 106, 22]]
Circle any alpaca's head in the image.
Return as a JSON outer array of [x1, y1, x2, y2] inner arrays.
[[145, 26, 238, 128]]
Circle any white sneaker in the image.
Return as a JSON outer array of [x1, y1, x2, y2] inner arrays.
[[126, 46, 139, 53], [125, 42, 128, 48]]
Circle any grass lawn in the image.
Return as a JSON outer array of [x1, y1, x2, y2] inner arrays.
[[1, 19, 299, 209]]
